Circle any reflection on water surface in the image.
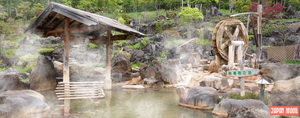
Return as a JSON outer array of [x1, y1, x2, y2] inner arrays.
[[41, 87, 215, 118]]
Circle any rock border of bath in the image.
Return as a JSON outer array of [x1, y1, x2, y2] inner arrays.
[[121, 85, 177, 89], [178, 103, 214, 110]]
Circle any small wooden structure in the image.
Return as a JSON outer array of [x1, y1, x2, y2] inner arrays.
[[24, 2, 145, 89], [24, 2, 145, 116]]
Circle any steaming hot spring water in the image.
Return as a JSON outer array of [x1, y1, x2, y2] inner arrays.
[[37, 86, 220, 118]]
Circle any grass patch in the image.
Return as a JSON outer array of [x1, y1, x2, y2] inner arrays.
[[195, 39, 211, 46], [165, 39, 188, 46], [228, 93, 269, 105], [269, 18, 300, 22], [283, 60, 300, 65], [131, 62, 140, 69], [229, 93, 260, 100], [250, 46, 256, 50], [21, 78, 30, 83]]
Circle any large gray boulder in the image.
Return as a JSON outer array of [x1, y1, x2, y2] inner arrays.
[[285, 35, 300, 45], [69, 64, 94, 81], [212, 99, 269, 117], [30, 55, 57, 91], [180, 53, 202, 68], [199, 75, 229, 90], [227, 106, 274, 118], [167, 45, 180, 59], [52, 47, 63, 62], [180, 86, 218, 109], [155, 66, 179, 84], [0, 74, 30, 93], [0, 90, 49, 117], [269, 76, 300, 116], [111, 53, 132, 82], [260, 63, 300, 82]]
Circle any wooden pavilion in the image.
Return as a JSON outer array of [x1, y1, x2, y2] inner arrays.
[[24, 2, 145, 90]]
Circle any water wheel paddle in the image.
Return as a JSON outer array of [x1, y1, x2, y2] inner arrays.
[[212, 19, 249, 61]]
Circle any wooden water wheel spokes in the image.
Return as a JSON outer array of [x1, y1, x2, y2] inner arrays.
[[212, 19, 249, 61]]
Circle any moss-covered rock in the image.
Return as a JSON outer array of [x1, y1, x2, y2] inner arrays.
[[37, 48, 54, 55]]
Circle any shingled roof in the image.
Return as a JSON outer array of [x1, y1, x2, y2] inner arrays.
[[24, 2, 145, 44]]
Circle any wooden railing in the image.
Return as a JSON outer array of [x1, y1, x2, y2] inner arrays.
[[55, 81, 105, 100]]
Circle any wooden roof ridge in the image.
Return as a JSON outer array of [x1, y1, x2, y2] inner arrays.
[[24, 2, 145, 37]]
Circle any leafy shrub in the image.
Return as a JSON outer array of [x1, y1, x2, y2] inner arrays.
[[130, 62, 140, 69], [37, 48, 54, 55], [2, 49, 17, 59], [166, 10, 176, 18], [88, 43, 98, 48], [17, 54, 38, 68], [113, 40, 130, 47], [150, 40, 154, 44], [160, 51, 168, 59], [118, 17, 126, 24], [162, 19, 175, 29], [178, 7, 203, 23], [262, 21, 286, 36], [152, 21, 163, 34], [235, 0, 243, 12], [248, 35, 254, 41], [141, 37, 148, 47], [5, 40, 19, 48], [24, 61, 37, 73], [30, 16, 36, 23], [240, 6, 249, 12], [126, 43, 141, 50], [115, 50, 131, 60], [122, 13, 130, 25]]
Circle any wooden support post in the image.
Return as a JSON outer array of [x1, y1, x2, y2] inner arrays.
[[94, 98, 99, 106], [63, 18, 70, 117], [104, 29, 112, 90], [256, 5, 262, 60], [59, 100, 64, 116]]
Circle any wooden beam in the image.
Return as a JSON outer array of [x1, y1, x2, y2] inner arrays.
[[53, 17, 66, 30], [111, 35, 136, 41], [45, 13, 60, 27], [69, 20, 77, 27], [229, 12, 259, 18], [63, 18, 70, 83], [105, 29, 112, 90]]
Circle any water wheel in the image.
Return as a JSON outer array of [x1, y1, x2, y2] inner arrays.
[[212, 19, 249, 63]]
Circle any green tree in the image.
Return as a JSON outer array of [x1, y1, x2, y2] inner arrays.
[[31, 3, 44, 17], [0, 21, 10, 52], [235, 0, 243, 12], [240, 5, 249, 12], [0, 5, 8, 20], [16, 2, 32, 25], [289, 0, 299, 10], [245, 0, 251, 6], [76, 0, 94, 11], [178, 7, 203, 39]]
